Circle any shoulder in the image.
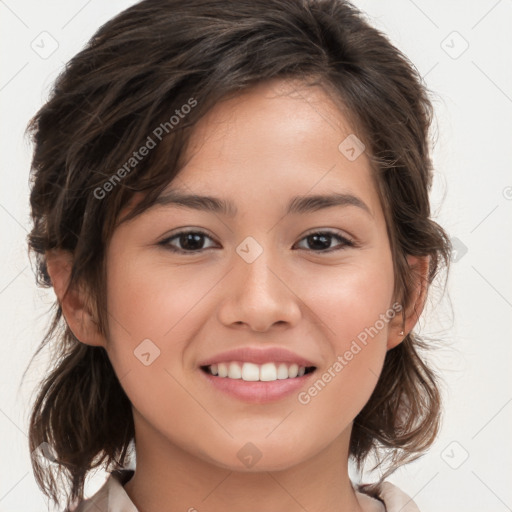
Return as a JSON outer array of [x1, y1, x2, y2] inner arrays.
[[379, 482, 420, 512], [68, 469, 137, 512], [378, 481, 422, 512], [356, 481, 422, 512]]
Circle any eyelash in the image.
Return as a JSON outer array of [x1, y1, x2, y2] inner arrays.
[[158, 229, 356, 255]]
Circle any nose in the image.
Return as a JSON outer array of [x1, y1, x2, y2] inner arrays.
[[216, 245, 302, 333]]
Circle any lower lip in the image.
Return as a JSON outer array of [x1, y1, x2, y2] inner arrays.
[[199, 368, 316, 404]]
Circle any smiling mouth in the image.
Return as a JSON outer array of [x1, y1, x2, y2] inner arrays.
[[200, 361, 316, 382]]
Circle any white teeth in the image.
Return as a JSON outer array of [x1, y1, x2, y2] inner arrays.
[[206, 361, 311, 381], [228, 362, 242, 379], [241, 362, 260, 381], [277, 363, 289, 379], [260, 362, 277, 381], [218, 362, 228, 378], [288, 364, 299, 378]]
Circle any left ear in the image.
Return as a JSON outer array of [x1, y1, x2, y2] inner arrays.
[[387, 254, 430, 350]]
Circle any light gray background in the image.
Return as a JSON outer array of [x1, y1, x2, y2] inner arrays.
[[1, 1, 511, 511]]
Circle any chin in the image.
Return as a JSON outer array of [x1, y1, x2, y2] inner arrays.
[[198, 438, 317, 473]]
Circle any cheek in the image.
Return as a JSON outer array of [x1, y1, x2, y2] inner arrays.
[[305, 254, 395, 347], [105, 253, 219, 351], [294, 254, 394, 412], [102, 253, 213, 427]]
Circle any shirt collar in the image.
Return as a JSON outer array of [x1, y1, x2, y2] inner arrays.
[[85, 469, 420, 512]]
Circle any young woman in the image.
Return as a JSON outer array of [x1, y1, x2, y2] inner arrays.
[[25, 1, 451, 510]]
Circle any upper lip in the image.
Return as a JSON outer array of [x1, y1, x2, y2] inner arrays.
[[198, 347, 317, 368]]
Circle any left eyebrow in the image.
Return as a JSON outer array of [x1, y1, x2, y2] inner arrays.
[[152, 190, 373, 218]]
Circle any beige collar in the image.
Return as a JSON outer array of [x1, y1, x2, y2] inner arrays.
[[73, 469, 421, 512]]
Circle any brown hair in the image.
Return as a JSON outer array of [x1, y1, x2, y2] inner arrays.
[[24, 0, 451, 508]]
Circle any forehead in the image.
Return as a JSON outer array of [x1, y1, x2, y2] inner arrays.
[[166, 79, 379, 213], [121, 78, 383, 224], [186, 77, 359, 159]]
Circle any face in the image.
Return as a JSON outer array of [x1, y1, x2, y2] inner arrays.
[[102, 78, 397, 471]]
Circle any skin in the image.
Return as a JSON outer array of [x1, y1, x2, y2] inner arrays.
[[47, 78, 429, 512]]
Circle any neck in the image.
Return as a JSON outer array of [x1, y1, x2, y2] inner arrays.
[[123, 410, 364, 512]]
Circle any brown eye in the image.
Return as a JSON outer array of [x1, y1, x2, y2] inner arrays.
[[295, 231, 355, 252], [160, 230, 217, 253], [159, 229, 355, 255]]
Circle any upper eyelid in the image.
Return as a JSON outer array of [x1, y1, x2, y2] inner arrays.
[[160, 228, 218, 243]]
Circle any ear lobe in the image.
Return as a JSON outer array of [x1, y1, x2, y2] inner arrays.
[[387, 254, 430, 350], [45, 249, 106, 348]]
